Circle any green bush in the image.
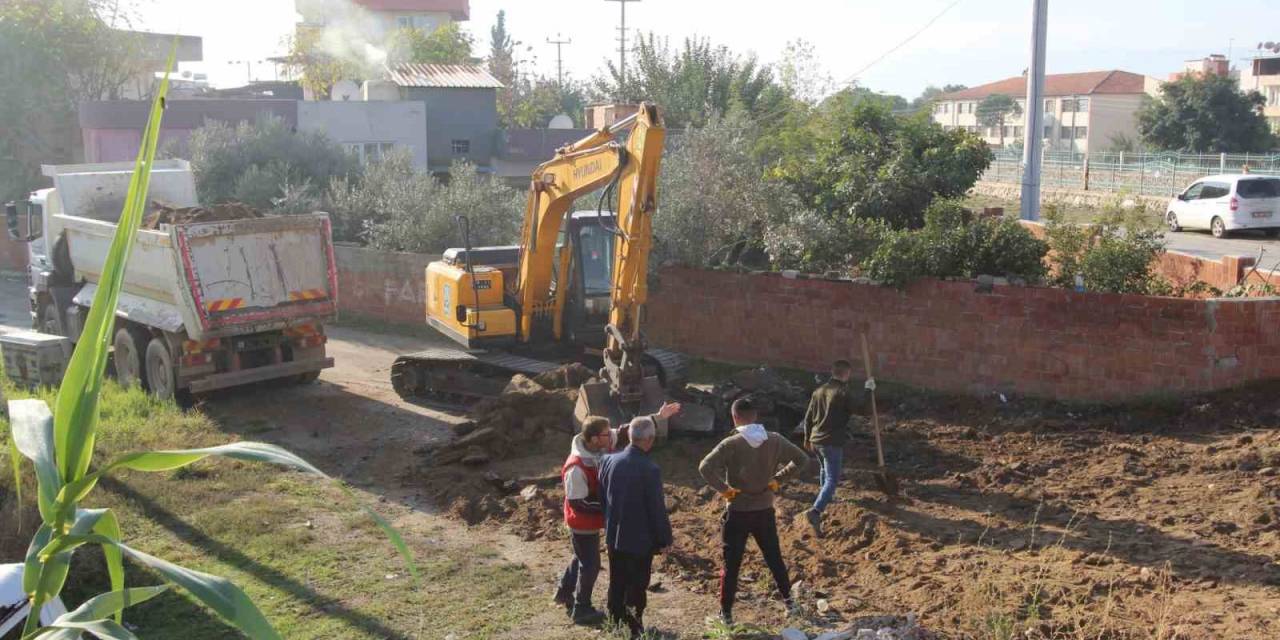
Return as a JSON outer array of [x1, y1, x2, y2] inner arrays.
[[862, 198, 1048, 287], [334, 152, 523, 253], [1043, 199, 1167, 295], [186, 115, 359, 212], [764, 213, 891, 275]]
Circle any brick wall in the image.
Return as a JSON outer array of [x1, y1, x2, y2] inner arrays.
[[334, 245, 440, 326], [644, 267, 1280, 402]]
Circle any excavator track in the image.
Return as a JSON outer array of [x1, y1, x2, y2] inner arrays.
[[390, 347, 561, 406]]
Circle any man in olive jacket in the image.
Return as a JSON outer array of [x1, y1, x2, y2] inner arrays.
[[698, 396, 809, 623], [802, 359, 859, 536]]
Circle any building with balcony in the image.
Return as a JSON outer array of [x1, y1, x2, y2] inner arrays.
[[933, 70, 1161, 153], [1239, 53, 1280, 134]]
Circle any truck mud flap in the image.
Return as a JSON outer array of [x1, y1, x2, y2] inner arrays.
[[188, 357, 333, 393]]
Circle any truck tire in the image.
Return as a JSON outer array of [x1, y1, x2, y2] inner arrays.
[[113, 326, 149, 390], [295, 371, 321, 385], [145, 337, 177, 401], [50, 233, 74, 286]]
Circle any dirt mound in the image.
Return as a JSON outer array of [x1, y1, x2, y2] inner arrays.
[[424, 364, 598, 466], [144, 201, 263, 229]]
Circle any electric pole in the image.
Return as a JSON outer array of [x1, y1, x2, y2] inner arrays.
[[1020, 0, 1048, 221], [605, 0, 640, 100], [547, 34, 572, 87]]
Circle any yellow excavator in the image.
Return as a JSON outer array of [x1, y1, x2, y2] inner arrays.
[[390, 103, 713, 434]]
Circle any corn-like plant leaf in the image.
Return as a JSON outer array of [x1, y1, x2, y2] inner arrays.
[[26, 619, 138, 640], [53, 585, 168, 623], [53, 442, 417, 580], [8, 399, 61, 522], [22, 509, 119, 634], [8, 435, 22, 530], [93, 511, 126, 623], [53, 45, 174, 486], [43, 535, 281, 640]]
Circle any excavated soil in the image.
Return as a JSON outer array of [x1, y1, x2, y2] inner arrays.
[[409, 380, 1280, 639], [144, 201, 263, 229]]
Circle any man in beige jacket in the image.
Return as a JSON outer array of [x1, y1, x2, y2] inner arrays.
[[698, 396, 809, 624]]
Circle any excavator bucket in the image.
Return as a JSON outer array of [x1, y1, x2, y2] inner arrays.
[[574, 375, 716, 440]]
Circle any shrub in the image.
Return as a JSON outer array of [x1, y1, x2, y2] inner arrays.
[[186, 115, 359, 212], [764, 213, 890, 275], [338, 153, 523, 253], [1043, 199, 1167, 295], [862, 199, 1048, 287]]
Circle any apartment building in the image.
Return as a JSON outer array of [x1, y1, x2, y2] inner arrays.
[[294, 0, 469, 37], [1238, 52, 1280, 133], [933, 70, 1161, 153]]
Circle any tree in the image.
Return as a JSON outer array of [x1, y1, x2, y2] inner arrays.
[[976, 94, 1022, 146], [1137, 74, 1276, 152], [911, 83, 967, 111], [591, 34, 789, 129], [0, 0, 148, 201], [487, 9, 518, 122], [777, 39, 833, 105], [388, 22, 474, 66], [654, 111, 803, 267], [282, 25, 371, 100], [770, 95, 992, 230]]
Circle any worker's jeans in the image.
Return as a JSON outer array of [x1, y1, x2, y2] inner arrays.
[[556, 532, 601, 610], [812, 444, 844, 513], [606, 547, 654, 635], [719, 507, 791, 614]]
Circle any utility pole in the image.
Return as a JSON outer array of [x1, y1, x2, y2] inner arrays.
[[1020, 0, 1049, 221], [605, 0, 640, 99], [547, 34, 572, 87]]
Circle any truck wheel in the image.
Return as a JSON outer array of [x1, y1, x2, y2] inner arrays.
[[113, 326, 149, 390], [295, 371, 321, 385], [145, 337, 177, 401], [40, 303, 63, 336]]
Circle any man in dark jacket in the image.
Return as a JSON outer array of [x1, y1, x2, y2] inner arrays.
[[598, 415, 673, 637], [802, 359, 859, 536], [699, 396, 809, 623]]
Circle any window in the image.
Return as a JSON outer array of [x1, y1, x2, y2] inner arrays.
[[1074, 126, 1088, 139], [1267, 86, 1280, 107], [397, 16, 413, 28], [451, 139, 471, 155], [1063, 97, 1090, 113], [1044, 98, 1056, 113], [1200, 182, 1230, 199], [1043, 125, 1053, 139], [343, 142, 396, 165], [1237, 178, 1280, 199], [1182, 182, 1204, 200], [577, 223, 616, 296], [1059, 127, 1073, 140], [1012, 126, 1023, 138]]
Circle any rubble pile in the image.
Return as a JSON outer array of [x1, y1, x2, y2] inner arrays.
[[144, 201, 264, 229], [426, 364, 596, 466], [687, 366, 813, 432]]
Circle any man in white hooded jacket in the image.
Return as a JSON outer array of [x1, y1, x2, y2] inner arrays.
[[698, 396, 810, 624]]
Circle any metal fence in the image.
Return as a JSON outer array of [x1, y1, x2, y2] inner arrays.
[[984, 150, 1280, 197]]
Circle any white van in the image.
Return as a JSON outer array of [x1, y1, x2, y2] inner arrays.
[[1166, 174, 1280, 238]]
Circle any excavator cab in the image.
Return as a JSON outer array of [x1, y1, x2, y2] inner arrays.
[[559, 211, 617, 347]]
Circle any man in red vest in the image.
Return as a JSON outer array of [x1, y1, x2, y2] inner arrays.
[[554, 404, 681, 626]]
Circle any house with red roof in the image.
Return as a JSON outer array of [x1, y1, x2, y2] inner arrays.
[[932, 70, 1161, 153]]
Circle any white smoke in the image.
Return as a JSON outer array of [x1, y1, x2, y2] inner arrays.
[[302, 0, 394, 70]]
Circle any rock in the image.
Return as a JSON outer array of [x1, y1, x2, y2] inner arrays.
[[876, 563, 893, 574], [519, 485, 540, 501], [1212, 521, 1239, 534], [814, 632, 853, 640], [1260, 467, 1278, 477], [855, 631, 878, 640], [503, 374, 544, 395], [460, 449, 491, 466], [453, 427, 498, 449], [781, 629, 809, 640], [817, 598, 831, 614]]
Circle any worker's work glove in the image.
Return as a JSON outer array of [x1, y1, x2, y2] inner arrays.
[[767, 480, 780, 492], [720, 488, 740, 502], [864, 378, 877, 391]]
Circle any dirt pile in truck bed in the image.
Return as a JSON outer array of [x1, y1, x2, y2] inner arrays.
[[143, 201, 264, 229]]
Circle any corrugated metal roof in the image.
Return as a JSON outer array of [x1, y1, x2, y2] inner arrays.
[[389, 63, 504, 89], [942, 70, 1151, 100], [354, 0, 468, 20]]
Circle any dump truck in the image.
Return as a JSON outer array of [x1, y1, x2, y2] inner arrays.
[[4, 160, 337, 402]]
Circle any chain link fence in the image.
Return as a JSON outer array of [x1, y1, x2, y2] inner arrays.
[[984, 150, 1280, 197]]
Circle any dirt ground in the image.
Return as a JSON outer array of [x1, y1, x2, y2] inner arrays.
[[415, 377, 1280, 639]]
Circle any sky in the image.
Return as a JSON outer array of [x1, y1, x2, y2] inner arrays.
[[133, 0, 1280, 99]]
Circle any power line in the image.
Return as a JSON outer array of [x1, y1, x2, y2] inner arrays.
[[547, 34, 572, 87], [840, 0, 964, 87]]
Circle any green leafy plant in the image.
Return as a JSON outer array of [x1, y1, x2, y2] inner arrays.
[[862, 198, 1048, 287], [6, 46, 414, 639], [1043, 199, 1167, 295]]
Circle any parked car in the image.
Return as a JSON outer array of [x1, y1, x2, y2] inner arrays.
[[1166, 174, 1280, 238]]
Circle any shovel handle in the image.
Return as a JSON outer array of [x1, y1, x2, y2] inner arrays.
[[860, 334, 887, 469]]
